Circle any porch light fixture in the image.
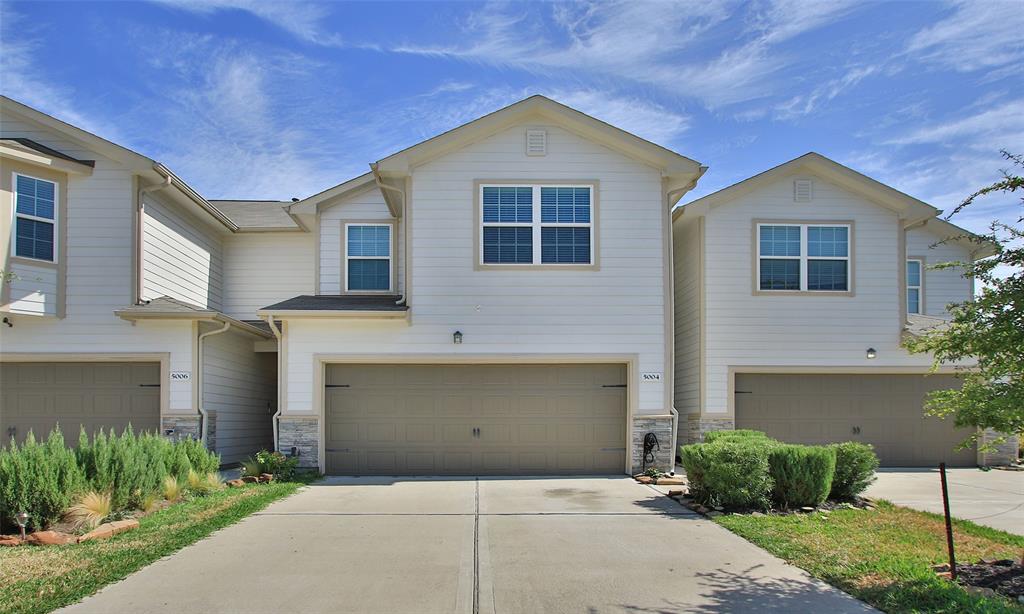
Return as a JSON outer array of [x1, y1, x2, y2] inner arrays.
[[453, 330, 463, 344], [15, 511, 29, 539], [866, 348, 877, 359]]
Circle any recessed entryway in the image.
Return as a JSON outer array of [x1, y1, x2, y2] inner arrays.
[[735, 373, 976, 466], [323, 363, 628, 475], [0, 362, 161, 444]]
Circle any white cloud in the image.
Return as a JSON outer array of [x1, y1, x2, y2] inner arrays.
[[906, 0, 1024, 73], [773, 64, 878, 119], [885, 100, 1024, 150], [150, 0, 349, 47]]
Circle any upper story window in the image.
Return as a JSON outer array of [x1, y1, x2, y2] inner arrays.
[[13, 174, 57, 262], [345, 223, 392, 292], [907, 259, 922, 314], [480, 184, 594, 266], [757, 223, 851, 293]]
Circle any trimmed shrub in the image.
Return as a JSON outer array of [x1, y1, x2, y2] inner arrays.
[[829, 442, 879, 501], [680, 440, 775, 510], [242, 450, 298, 480], [0, 429, 85, 530], [768, 445, 836, 509], [703, 429, 774, 444]]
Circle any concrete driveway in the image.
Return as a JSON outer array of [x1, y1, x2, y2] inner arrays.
[[866, 468, 1024, 535], [62, 477, 874, 614]]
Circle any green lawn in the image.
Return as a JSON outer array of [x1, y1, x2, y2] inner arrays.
[[717, 501, 1024, 613], [0, 478, 313, 614]]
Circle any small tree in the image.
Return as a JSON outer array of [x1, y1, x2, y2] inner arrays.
[[905, 151, 1023, 445]]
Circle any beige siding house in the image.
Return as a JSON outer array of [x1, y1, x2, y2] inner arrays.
[[3, 94, 1014, 474], [672, 153, 1015, 466]]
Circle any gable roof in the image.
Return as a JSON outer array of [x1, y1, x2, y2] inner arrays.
[[1, 96, 237, 231], [209, 200, 304, 231], [674, 152, 939, 222], [374, 95, 704, 187]]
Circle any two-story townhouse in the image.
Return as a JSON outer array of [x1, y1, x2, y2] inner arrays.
[[0, 97, 275, 464], [256, 96, 705, 475], [672, 153, 1016, 467]]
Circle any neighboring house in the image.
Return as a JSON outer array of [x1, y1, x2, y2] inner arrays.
[[0, 96, 275, 464], [2, 95, 1014, 475], [672, 153, 1016, 467]]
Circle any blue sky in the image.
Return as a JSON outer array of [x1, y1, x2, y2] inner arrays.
[[1, 0, 1020, 235]]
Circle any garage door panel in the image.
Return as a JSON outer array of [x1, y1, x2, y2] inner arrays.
[[325, 363, 627, 475], [735, 374, 975, 467], [1, 362, 160, 446]]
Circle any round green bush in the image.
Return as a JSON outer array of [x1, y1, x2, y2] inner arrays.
[[680, 440, 775, 510], [829, 442, 879, 501], [768, 445, 837, 509]]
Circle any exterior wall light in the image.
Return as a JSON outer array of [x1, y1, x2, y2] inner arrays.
[[866, 348, 877, 359], [453, 330, 463, 344]]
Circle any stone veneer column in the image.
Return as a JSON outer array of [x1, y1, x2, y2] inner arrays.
[[631, 416, 675, 474], [683, 415, 735, 445], [160, 415, 201, 443], [278, 415, 319, 469], [977, 429, 1020, 467]]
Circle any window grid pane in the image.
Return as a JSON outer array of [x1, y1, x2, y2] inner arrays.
[[759, 225, 800, 257], [907, 260, 921, 286], [541, 187, 591, 223], [541, 227, 591, 263], [347, 259, 390, 291], [15, 218, 54, 261], [807, 260, 848, 291], [759, 259, 800, 290], [347, 225, 390, 257], [483, 226, 532, 263], [15, 175, 56, 220], [908, 288, 920, 314], [808, 226, 848, 257], [483, 186, 532, 223]]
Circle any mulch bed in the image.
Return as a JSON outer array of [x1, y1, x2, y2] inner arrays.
[[952, 560, 1024, 601]]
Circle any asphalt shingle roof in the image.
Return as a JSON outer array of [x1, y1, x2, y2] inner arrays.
[[208, 200, 301, 230], [260, 295, 408, 312]]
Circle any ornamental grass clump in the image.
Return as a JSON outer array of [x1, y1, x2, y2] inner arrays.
[[66, 491, 112, 531], [162, 475, 182, 502]]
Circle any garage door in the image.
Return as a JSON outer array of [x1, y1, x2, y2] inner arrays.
[[735, 373, 975, 467], [1, 362, 161, 446], [324, 364, 627, 475]]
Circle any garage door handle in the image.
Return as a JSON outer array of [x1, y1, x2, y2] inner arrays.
[[139, 384, 160, 388], [602, 384, 626, 388], [325, 448, 349, 453], [326, 384, 350, 388]]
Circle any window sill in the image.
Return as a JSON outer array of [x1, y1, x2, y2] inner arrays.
[[752, 289, 855, 297], [475, 263, 600, 271]]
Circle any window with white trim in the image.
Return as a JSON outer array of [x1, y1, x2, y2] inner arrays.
[[480, 184, 593, 265], [907, 259, 922, 314], [345, 223, 392, 291], [12, 174, 57, 262], [757, 223, 850, 292]]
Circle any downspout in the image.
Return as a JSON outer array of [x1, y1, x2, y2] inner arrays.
[[136, 170, 172, 304], [197, 320, 231, 446], [263, 314, 284, 451], [370, 163, 408, 305]]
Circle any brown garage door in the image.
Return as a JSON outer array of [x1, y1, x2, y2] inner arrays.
[[735, 373, 975, 467], [1, 362, 161, 446], [324, 364, 627, 475]]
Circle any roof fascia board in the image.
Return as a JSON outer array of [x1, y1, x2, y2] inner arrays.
[[0, 141, 94, 175], [290, 172, 376, 215], [113, 309, 273, 338], [255, 309, 410, 320], [151, 163, 237, 232]]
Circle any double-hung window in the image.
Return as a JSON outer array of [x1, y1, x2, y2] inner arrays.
[[906, 259, 922, 314], [345, 223, 392, 291], [480, 184, 594, 266], [757, 223, 851, 292], [13, 174, 57, 262]]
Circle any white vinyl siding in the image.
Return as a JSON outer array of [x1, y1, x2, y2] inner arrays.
[[285, 123, 667, 416], [4, 261, 58, 316], [0, 111, 195, 411], [202, 326, 276, 463], [906, 226, 972, 317], [223, 232, 315, 320], [673, 216, 702, 421], [142, 191, 223, 310], [906, 259, 922, 314], [698, 174, 939, 414]]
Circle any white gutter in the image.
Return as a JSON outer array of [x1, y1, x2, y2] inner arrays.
[[197, 320, 231, 445], [262, 314, 284, 452], [137, 172, 172, 304]]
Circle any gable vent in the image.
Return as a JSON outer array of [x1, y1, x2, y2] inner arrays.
[[794, 179, 813, 202], [526, 129, 547, 156]]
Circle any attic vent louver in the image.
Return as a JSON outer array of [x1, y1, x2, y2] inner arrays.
[[526, 129, 547, 156], [794, 179, 813, 202]]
